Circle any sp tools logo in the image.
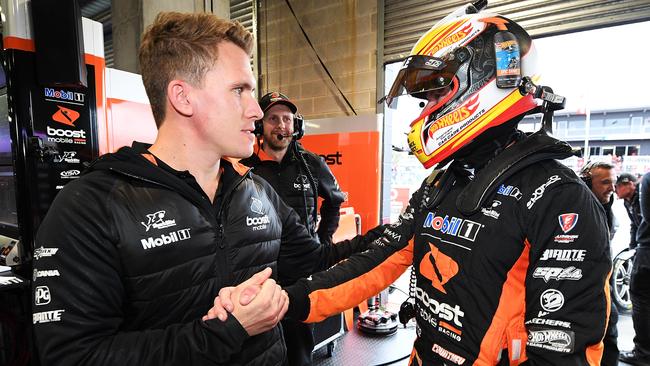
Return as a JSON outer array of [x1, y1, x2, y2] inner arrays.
[[428, 23, 474, 56], [419, 243, 458, 294], [558, 213, 578, 233], [427, 95, 480, 138], [52, 105, 80, 126]]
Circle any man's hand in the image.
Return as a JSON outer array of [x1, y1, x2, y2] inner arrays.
[[203, 268, 289, 336]]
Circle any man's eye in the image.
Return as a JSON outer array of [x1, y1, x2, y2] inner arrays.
[[234, 87, 243, 95]]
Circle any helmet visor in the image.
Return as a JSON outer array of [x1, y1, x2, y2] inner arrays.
[[385, 54, 462, 108]]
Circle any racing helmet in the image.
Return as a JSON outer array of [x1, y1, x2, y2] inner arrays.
[[385, 4, 541, 168]]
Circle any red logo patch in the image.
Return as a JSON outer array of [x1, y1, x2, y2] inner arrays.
[[558, 213, 578, 233]]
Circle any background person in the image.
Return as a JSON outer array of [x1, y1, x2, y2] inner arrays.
[[620, 171, 650, 366], [241, 92, 345, 366], [580, 161, 619, 365], [616, 172, 641, 249]]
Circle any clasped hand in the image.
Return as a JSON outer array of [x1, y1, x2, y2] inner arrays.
[[203, 267, 287, 336]]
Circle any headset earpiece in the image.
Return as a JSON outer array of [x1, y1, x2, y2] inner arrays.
[[293, 114, 305, 140], [253, 119, 264, 136], [580, 161, 595, 189]]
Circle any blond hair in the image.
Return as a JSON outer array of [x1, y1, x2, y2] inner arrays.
[[139, 12, 253, 126]]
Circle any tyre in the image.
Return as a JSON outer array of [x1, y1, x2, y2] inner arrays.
[[612, 248, 635, 314]]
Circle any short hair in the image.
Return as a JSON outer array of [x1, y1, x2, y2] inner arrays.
[[139, 12, 254, 127], [581, 161, 614, 178]]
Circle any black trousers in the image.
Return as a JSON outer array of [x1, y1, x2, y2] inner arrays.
[[631, 247, 650, 357], [602, 289, 619, 366], [281, 318, 315, 366]]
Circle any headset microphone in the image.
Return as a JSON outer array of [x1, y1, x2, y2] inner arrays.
[[277, 132, 299, 141]]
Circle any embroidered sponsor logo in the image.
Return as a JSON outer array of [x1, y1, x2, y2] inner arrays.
[[34, 247, 59, 260], [528, 328, 575, 353], [0, 276, 23, 285], [540, 249, 586, 262], [558, 213, 578, 233], [554, 234, 579, 244], [540, 289, 564, 313], [527, 175, 561, 209], [415, 286, 464, 328], [35, 286, 51, 305], [46, 126, 87, 145], [53, 151, 80, 164], [423, 213, 482, 242], [33, 269, 61, 280], [431, 343, 466, 365], [525, 318, 571, 329], [420, 243, 458, 294], [481, 200, 501, 219], [497, 184, 522, 200], [141, 210, 177, 232], [533, 266, 583, 283], [140, 228, 191, 250], [33, 309, 65, 324], [60, 169, 80, 179], [293, 174, 310, 191], [247, 197, 270, 231]]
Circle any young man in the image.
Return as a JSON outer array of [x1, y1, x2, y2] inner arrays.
[[616, 172, 641, 248], [209, 2, 612, 365], [32, 12, 371, 366], [240, 92, 345, 365]]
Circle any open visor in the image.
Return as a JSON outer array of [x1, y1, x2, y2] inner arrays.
[[385, 54, 462, 108]]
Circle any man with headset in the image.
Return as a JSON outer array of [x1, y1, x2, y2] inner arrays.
[[241, 91, 345, 366], [580, 160, 619, 366]]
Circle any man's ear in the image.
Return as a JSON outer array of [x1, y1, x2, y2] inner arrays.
[[167, 80, 193, 117]]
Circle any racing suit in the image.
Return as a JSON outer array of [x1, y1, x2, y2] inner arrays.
[[32, 142, 373, 366], [286, 138, 611, 365]]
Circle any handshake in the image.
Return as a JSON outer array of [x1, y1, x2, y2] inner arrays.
[[202, 267, 289, 336]]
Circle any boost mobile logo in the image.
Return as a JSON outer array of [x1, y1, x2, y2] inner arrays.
[[420, 243, 458, 294]]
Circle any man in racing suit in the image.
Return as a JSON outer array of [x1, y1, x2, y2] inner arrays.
[[207, 2, 611, 365], [31, 12, 374, 366]]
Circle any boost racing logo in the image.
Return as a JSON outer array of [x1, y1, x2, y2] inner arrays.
[[419, 243, 458, 294], [47, 105, 87, 145], [247, 197, 270, 231]]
